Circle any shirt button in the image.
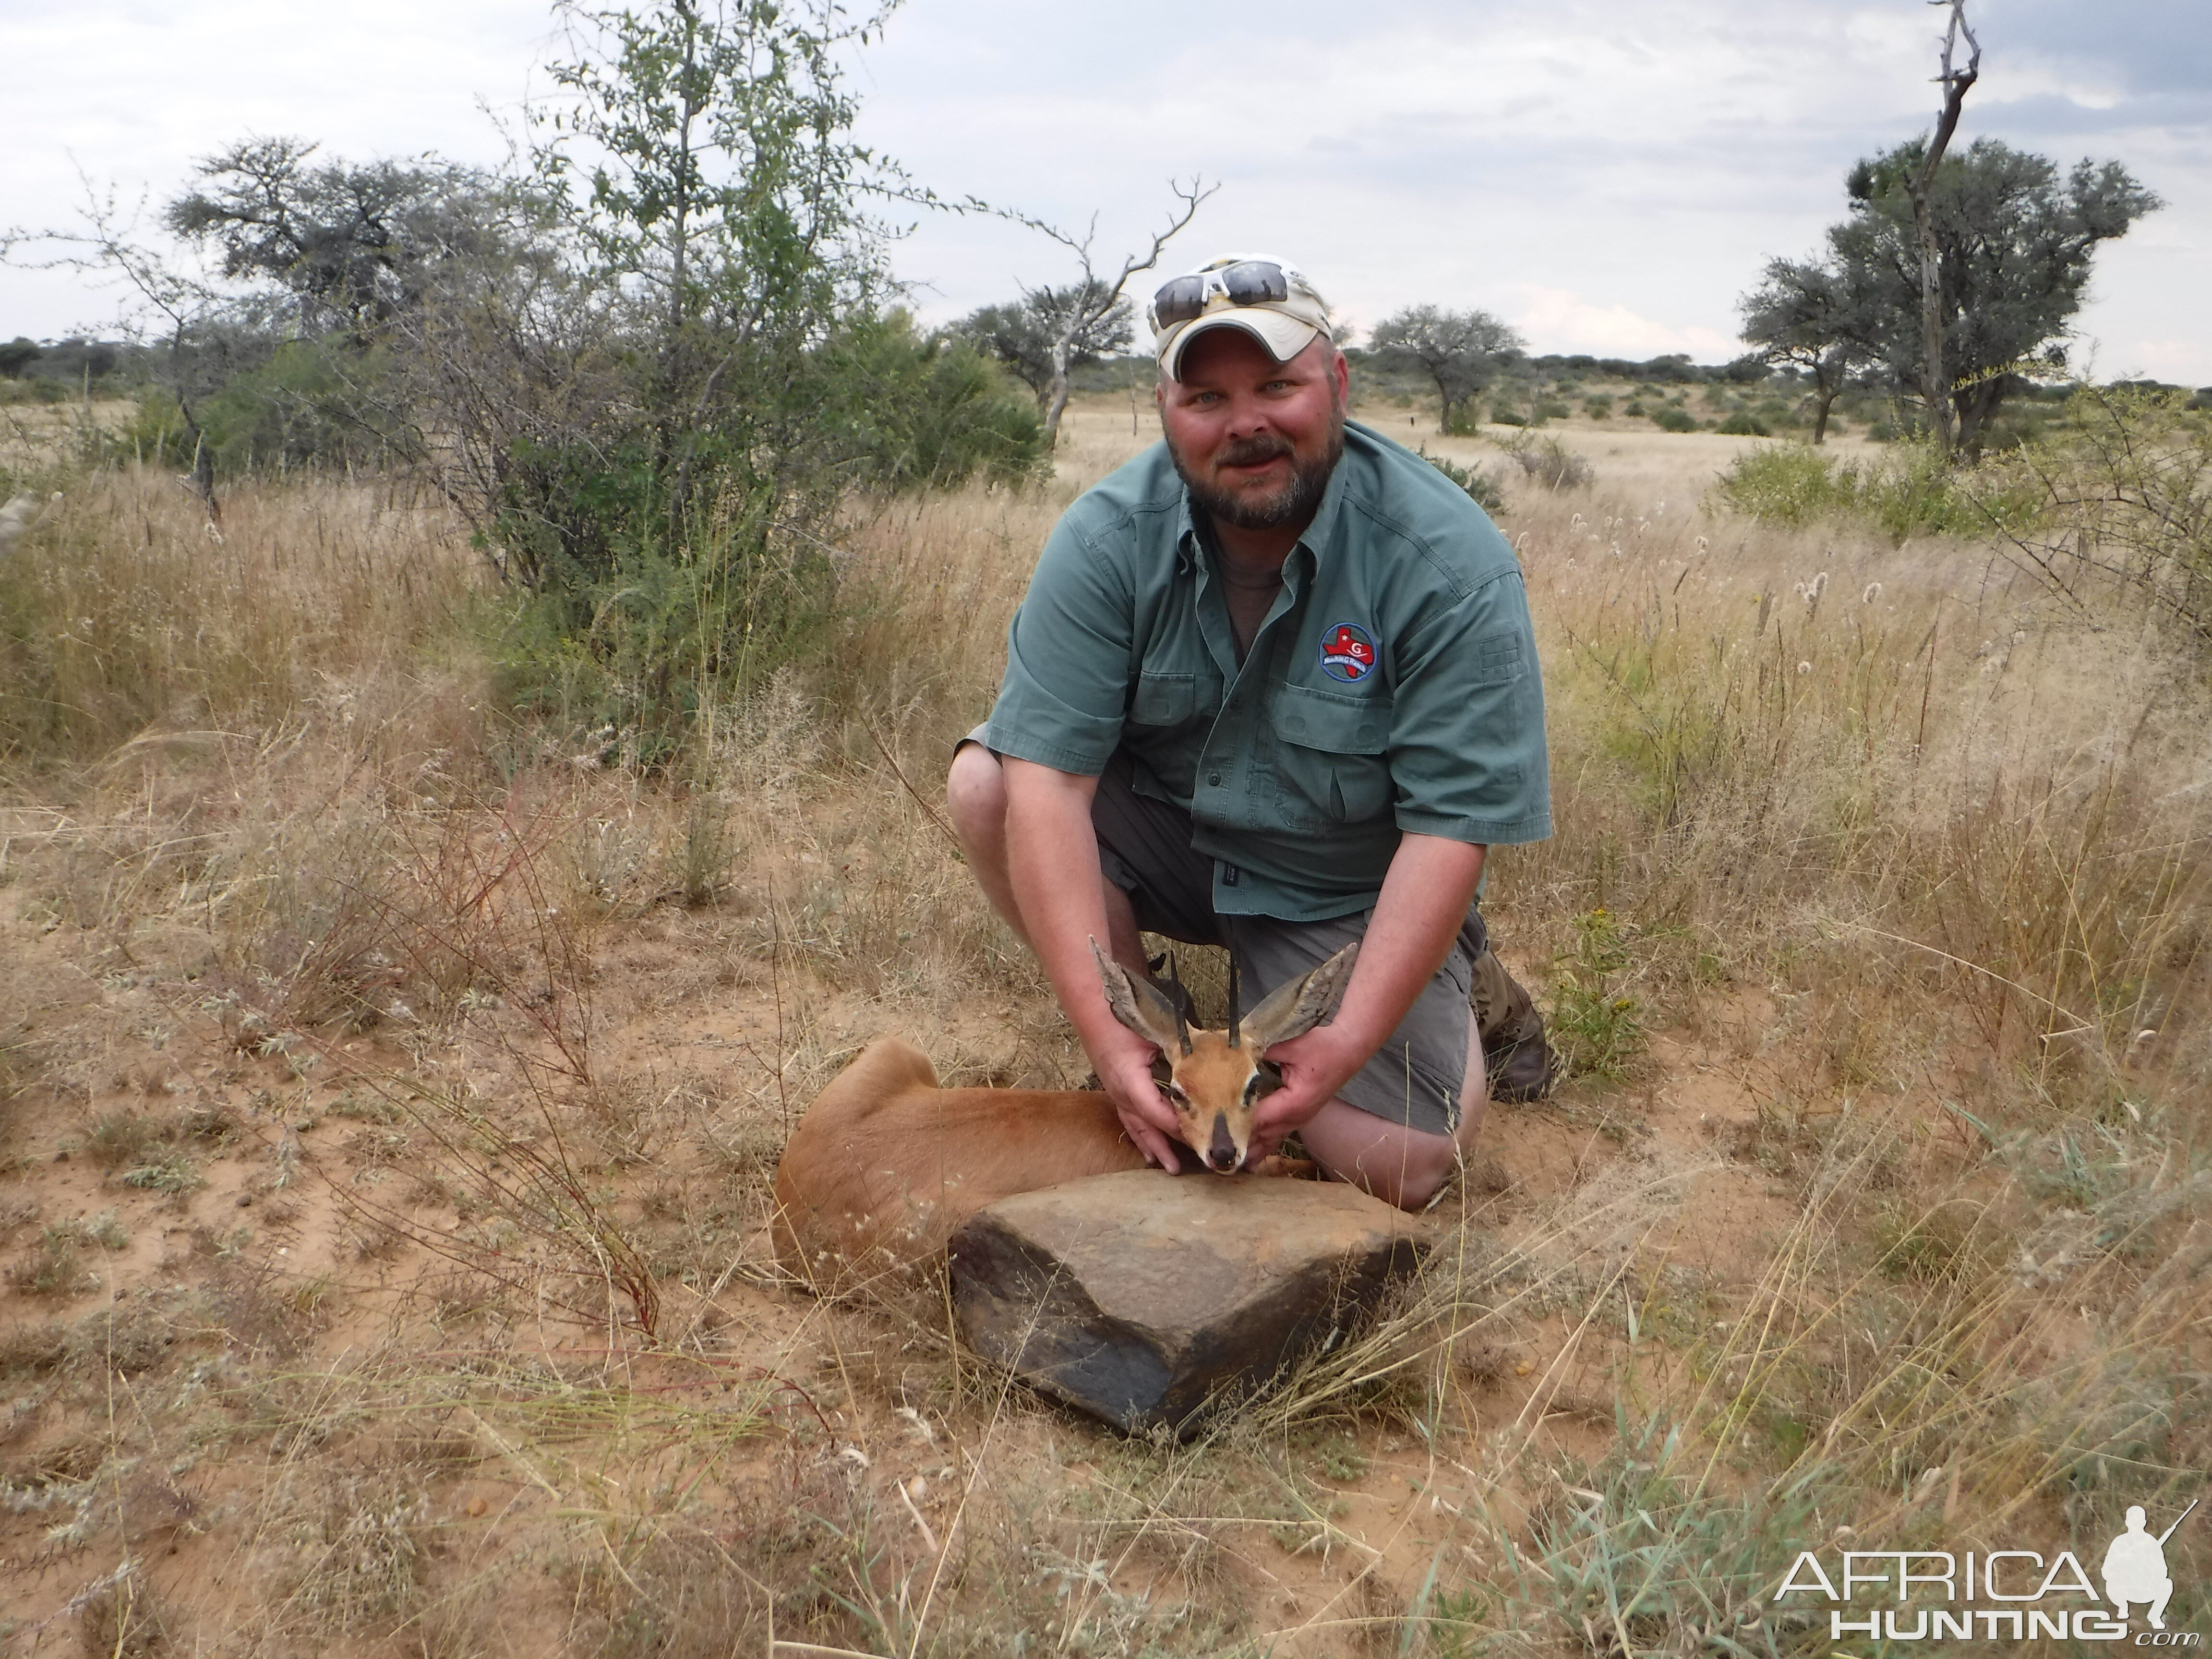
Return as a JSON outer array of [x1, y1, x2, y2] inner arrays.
[[1208, 772, 1222, 787]]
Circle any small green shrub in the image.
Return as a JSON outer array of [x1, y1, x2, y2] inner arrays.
[[1420, 448, 1507, 515], [1504, 1416, 1831, 1657], [84, 1111, 159, 1170], [1622, 400, 1647, 419], [1583, 395, 1614, 420], [1650, 406, 1699, 433], [120, 1150, 203, 1196], [1874, 1202, 1996, 1285], [1715, 412, 1770, 437], [1548, 908, 1646, 1081], [1533, 400, 1572, 423], [6, 1213, 128, 1297], [1711, 445, 1844, 527], [1503, 433, 1594, 491], [1712, 439, 2046, 540], [1984, 387, 2212, 649], [1491, 408, 1528, 428], [112, 340, 411, 478], [0, 377, 71, 407]]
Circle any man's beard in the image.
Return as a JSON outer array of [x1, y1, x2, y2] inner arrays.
[[1168, 410, 1346, 532]]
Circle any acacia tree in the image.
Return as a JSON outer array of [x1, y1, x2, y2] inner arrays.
[[1002, 182, 1212, 450], [1368, 305, 1525, 433], [164, 139, 494, 341], [1738, 256, 1871, 443], [956, 283, 1132, 412], [1828, 137, 2159, 453]]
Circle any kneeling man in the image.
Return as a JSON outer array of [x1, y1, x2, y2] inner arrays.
[[950, 254, 1551, 1211]]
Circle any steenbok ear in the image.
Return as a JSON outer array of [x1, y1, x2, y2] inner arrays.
[[1091, 937, 1190, 1055], [1240, 942, 1359, 1051]]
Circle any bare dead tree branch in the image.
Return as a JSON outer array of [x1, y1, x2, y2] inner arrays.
[[1002, 178, 1215, 449], [4, 170, 232, 520], [1908, 0, 1982, 456]]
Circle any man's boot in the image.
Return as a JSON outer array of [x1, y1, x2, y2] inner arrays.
[[1472, 948, 1557, 1104]]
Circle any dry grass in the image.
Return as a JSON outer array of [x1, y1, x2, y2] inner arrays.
[[0, 403, 2206, 1654]]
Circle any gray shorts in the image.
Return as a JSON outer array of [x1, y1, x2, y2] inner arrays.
[[962, 728, 1481, 1137]]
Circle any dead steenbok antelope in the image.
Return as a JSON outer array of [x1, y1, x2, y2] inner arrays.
[[772, 941, 1358, 1282]]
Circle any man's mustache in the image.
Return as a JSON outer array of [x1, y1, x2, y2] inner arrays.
[[1214, 435, 1294, 471]]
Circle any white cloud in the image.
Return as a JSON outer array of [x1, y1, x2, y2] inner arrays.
[[0, 0, 2203, 382], [1501, 288, 1745, 361]]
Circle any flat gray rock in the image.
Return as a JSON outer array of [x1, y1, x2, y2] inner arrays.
[[949, 1170, 1426, 1435]]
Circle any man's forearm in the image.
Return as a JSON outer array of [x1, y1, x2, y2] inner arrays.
[[999, 758, 1133, 1063], [1248, 831, 1488, 1142], [1333, 832, 1487, 1051]]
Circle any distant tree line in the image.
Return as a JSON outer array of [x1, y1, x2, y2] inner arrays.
[[0, 337, 143, 388]]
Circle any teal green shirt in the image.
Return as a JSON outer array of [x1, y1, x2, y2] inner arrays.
[[985, 420, 1551, 922]]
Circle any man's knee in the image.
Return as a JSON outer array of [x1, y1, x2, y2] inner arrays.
[[1328, 1122, 1456, 1213], [946, 743, 1005, 842], [1392, 1132, 1457, 1211]]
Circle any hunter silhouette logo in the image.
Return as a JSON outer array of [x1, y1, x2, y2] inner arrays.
[[2107, 1501, 2196, 1631], [1319, 621, 1376, 683], [1774, 1497, 2200, 1646]]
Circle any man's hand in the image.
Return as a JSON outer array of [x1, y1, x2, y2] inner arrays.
[[997, 757, 1192, 1174], [1247, 1021, 1373, 1159], [1245, 832, 1490, 1159], [1093, 1028, 1184, 1173]]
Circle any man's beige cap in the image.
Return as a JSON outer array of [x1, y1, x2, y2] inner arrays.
[[1151, 254, 1333, 381]]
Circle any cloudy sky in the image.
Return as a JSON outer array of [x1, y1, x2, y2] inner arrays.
[[4, 0, 2207, 381]]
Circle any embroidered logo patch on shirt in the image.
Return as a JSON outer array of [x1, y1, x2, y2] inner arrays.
[[1319, 622, 1377, 683]]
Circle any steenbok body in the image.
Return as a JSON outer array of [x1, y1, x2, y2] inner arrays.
[[771, 943, 1357, 1284]]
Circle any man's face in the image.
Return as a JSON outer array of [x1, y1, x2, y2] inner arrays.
[[1157, 330, 1348, 534]]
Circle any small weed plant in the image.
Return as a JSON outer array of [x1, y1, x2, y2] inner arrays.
[[1547, 908, 1647, 1081]]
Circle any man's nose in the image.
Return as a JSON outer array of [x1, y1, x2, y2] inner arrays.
[[1222, 402, 1274, 438]]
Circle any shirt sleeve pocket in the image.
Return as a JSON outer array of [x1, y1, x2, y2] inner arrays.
[[1270, 684, 1394, 824], [1467, 630, 1525, 686], [1130, 672, 1197, 725]]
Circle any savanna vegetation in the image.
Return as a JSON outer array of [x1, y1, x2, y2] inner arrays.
[[2, 0, 2210, 1654]]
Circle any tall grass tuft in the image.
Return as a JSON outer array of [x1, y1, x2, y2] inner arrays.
[[0, 467, 480, 768]]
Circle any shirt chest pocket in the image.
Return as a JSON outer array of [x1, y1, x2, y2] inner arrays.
[[1130, 671, 1198, 726], [1270, 684, 1394, 827]]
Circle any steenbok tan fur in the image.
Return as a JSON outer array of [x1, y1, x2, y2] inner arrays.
[[771, 942, 1357, 1283]]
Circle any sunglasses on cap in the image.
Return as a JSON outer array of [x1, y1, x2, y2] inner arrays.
[[1148, 260, 1293, 332]]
